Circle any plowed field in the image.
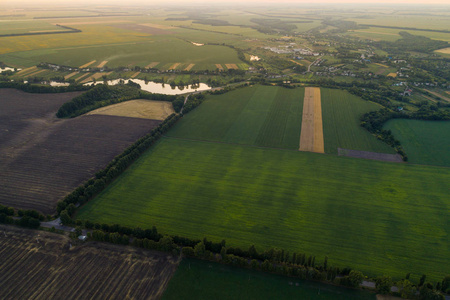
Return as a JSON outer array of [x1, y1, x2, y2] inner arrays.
[[0, 225, 178, 300], [0, 89, 161, 214]]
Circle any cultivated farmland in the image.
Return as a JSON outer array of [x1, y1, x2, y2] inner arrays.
[[163, 258, 375, 300], [167, 85, 304, 149], [320, 88, 395, 154], [77, 137, 450, 281], [383, 119, 450, 167], [0, 225, 178, 299], [0, 89, 161, 214]]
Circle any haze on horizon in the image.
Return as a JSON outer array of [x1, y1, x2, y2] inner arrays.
[[2, 0, 450, 6]]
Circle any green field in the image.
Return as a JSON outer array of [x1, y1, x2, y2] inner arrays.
[[162, 259, 376, 300], [384, 119, 450, 167], [0, 37, 242, 69], [0, 21, 63, 35], [321, 88, 396, 154], [77, 137, 450, 280], [167, 85, 304, 149]]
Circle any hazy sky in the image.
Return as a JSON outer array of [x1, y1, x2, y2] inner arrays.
[[2, 0, 450, 5]]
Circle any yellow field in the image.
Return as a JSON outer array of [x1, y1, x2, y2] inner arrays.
[[87, 99, 175, 120], [169, 63, 181, 70], [146, 62, 159, 68], [215, 64, 224, 70], [80, 71, 113, 83], [64, 72, 79, 79], [79, 60, 96, 68], [299, 87, 324, 153], [184, 63, 195, 71], [131, 71, 141, 78], [374, 63, 389, 68], [24, 69, 46, 78], [435, 47, 450, 54], [225, 64, 238, 69], [97, 60, 108, 68], [76, 72, 93, 82], [387, 73, 397, 77], [15, 66, 37, 76]]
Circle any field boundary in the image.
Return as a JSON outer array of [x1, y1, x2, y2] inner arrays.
[[338, 148, 403, 162]]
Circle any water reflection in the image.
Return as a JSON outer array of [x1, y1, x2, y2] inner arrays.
[[85, 79, 211, 95]]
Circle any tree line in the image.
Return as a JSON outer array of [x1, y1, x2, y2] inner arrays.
[[0, 204, 46, 229], [0, 80, 90, 93], [56, 113, 182, 217], [66, 216, 448, 299]]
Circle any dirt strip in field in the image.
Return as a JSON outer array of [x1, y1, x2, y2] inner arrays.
[[76, 72, 93, 82], [299, 87, 324, 153], [79, 60, 96, 68], [184, 63, 195, 71], [24, 69, 46, 78], [64, 72, 79, 80], [225, 63, 238, 69], [215, 64, 224, 70], [146, 62, 159, 68], [97, 60, 108, 68], [169, 63, 181, 70], [131, 71, 140, 78], [313, 87, 324, 153], [80, 71, 113, 83], [15, 66, 37, 75]]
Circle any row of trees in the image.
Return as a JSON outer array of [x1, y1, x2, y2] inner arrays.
[[0, 80, 90, 93], [79, 219, 448, 299], [57, 113, 182, 218]]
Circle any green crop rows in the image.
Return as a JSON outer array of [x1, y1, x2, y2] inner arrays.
[[321, 88, 395, 154], [384, 119, 450, 167], [77, 137, 450, 281], [162, 258, 375, 300]]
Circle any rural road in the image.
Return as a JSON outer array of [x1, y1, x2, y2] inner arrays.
[[308, 56, 322, 72], [40, 218, 75, 232]]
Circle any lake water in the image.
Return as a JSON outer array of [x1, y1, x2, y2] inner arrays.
[[49, 81, 70, 87], [85, 79, 212, 95]]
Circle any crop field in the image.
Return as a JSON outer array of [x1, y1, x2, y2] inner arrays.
[[87, 99, 175, 120], [0, 21, 63, 35], [0, 89, 161, 214], [320, 88, 395, 154], [0, 225, 178, 299], [77, 137, 450, 280], [383, 119, 450, 167], [162, 258, 375, 300], [168, 85, 304, 149], [1, 37, 242, 69]]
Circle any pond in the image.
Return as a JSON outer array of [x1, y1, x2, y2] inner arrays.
[[85, 79, 212, 95], [0, 67, 20, 73]]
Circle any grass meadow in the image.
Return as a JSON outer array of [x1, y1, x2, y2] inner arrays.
[[384, 119, 450, 167], [77, 137, 450, 280], [321, 88, 395, 154], [162, 258, 376, 300]]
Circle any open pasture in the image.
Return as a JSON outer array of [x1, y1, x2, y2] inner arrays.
[[0, 89, 161, 214], [0, 225, 178, 300], [163, 258, 375, 300], [77, 137, 450, 280], [383, 119, 450, 167], [167, 85, 304, 149], [321, 88, 395, 154]]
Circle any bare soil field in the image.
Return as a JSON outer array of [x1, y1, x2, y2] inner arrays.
[[215, 64, 224, 70], [225, 63, 238, 69], [131, 71, 140, 78], [113, 23, 173, 35], [15, 66, 37, 76], [0, 89, 161, 214], [64, 71, 79, 79], [169, 63, 181, 70], [0, 225, 179, 300], [338, 148, 403, 162], [87, 99, 175, 120], [424, 89, 450, 102], [299, 87, 324, 153]]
